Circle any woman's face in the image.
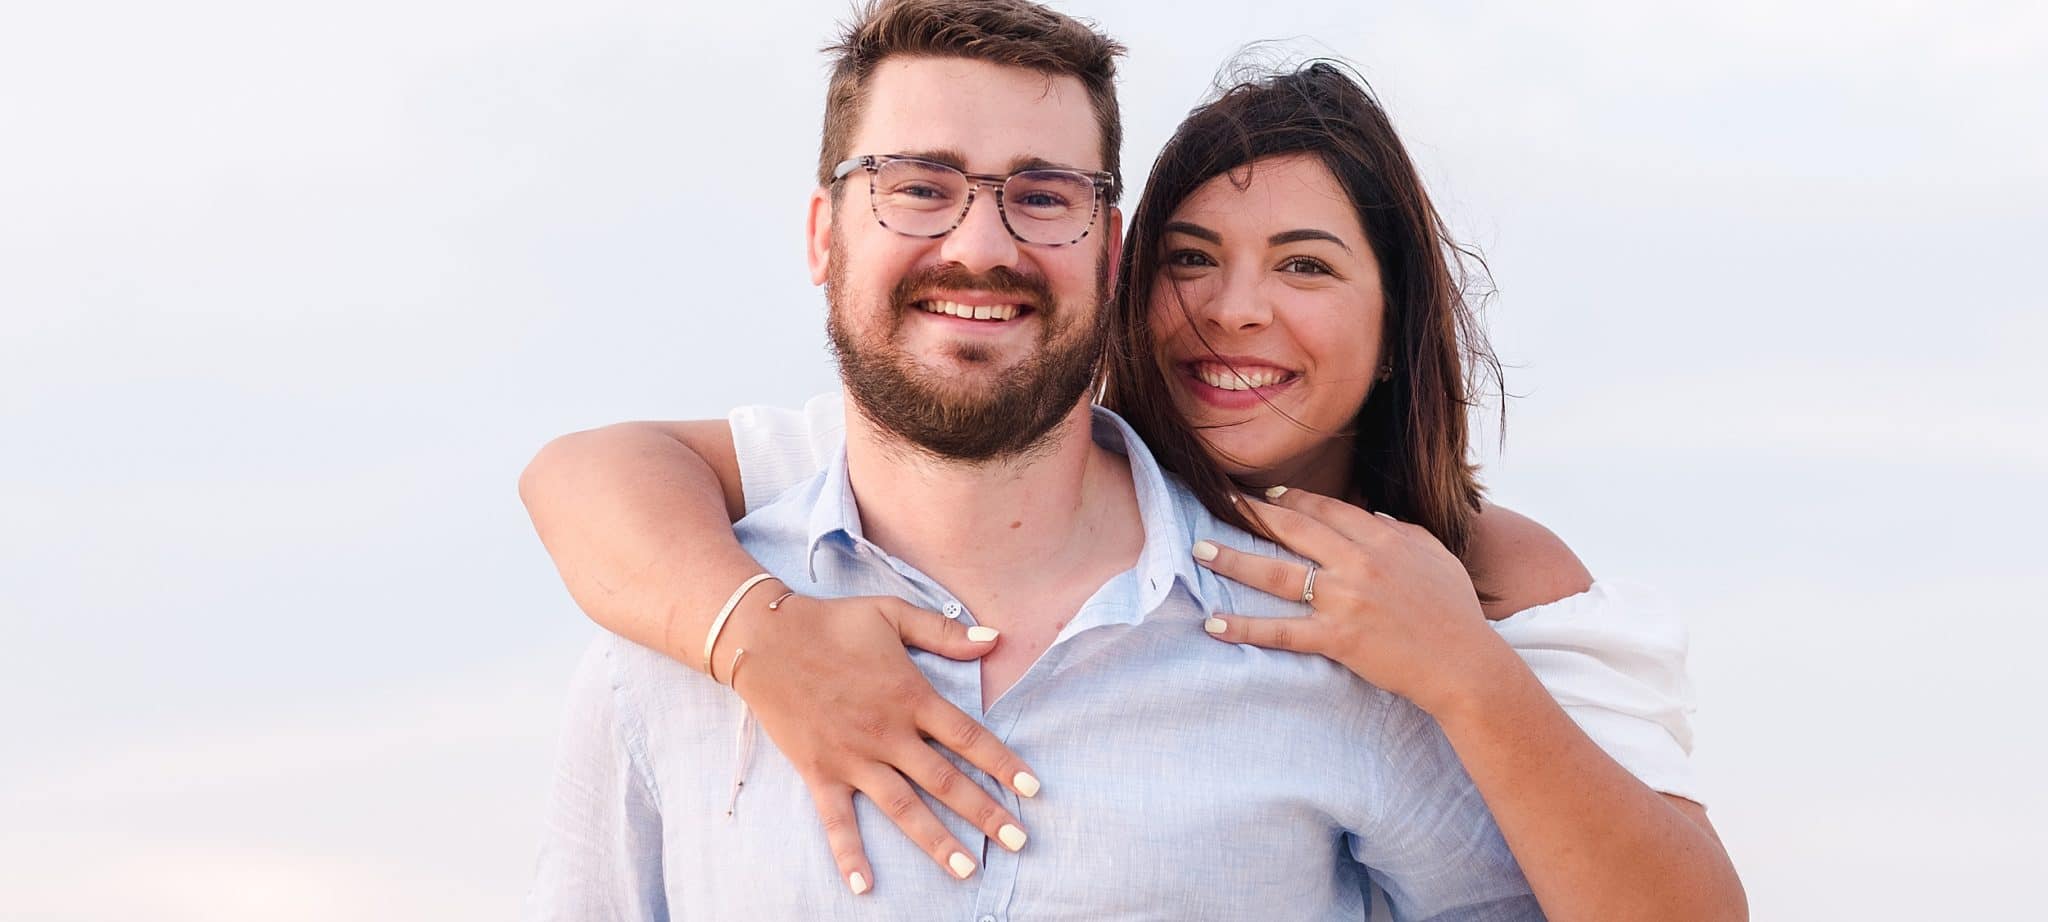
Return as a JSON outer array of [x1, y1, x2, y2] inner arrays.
[[1149, 153, 1386, 491]]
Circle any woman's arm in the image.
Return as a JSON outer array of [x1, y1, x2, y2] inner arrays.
[[1196, 491, 1746, 922], [520, 421, 1043, 892], [521, 420, 751, 659]]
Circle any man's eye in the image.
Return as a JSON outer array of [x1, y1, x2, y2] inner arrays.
[[1280, 256, 1333, 275], [1014, 191, 1071, 209], [895, 184, 951, 200]]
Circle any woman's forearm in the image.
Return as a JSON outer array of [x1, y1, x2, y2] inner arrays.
[[1434, 660, 1747, 921], [519, 422, 770, 669]]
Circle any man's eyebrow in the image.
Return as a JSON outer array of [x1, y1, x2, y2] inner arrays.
[[898, 148, 970, 170], [1268, 228, 1352, 252], [1008, 155, 1092, 173], [893, 150, 1095, 175], [1162, 221, 1221, 244]]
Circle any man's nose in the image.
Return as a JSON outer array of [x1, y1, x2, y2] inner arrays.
[[936, 187, 1022, 274]]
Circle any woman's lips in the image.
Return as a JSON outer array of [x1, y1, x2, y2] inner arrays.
[[1180, 359, 1300, 410]]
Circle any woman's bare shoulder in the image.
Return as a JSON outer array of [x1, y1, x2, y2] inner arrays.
[[1466, 502, 1595, 621]]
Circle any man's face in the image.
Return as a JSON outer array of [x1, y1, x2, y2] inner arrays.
[[810, 56, 1122, 463]]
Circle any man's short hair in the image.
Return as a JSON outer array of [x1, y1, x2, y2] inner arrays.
[[818, 0, 1125, 202]]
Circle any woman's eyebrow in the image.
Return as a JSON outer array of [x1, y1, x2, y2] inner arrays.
[[1268, 228, 1352, 252], [1162, 220, 1221, 244]]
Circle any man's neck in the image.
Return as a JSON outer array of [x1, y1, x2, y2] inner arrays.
[[842, 397, 1140, 624]]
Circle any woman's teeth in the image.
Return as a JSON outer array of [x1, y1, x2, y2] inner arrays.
[[918, 300, 1021, 321], [1194, 363, 1292, 390]]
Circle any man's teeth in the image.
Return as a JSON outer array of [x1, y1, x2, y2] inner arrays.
[[919, 300, 1021, 321], [1195, 363, 1291, 390]]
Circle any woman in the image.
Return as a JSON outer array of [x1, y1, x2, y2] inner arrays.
[[522, 62, 1745, 918]]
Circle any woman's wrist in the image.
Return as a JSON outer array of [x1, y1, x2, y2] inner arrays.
[[1411, 629, 1532, 725], [710, 583, 809, 687]]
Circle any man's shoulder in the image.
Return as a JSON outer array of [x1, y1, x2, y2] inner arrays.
[[1153, 475, 1308, 618], [574, 628, 734, 732], [1090, 405, 1308, 618], [732, 467, 831, 549]]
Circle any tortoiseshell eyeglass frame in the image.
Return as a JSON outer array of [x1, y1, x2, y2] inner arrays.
[[829, 154, 1117, 247]]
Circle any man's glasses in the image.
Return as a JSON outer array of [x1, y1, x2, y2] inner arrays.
[[830, 154, 1115, 247]]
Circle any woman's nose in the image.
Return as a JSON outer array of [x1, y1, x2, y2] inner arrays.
[[1201, 269, 1272, 333]]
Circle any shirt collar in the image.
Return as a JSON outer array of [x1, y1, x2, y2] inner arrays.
[[801, 439, 866, 583], [801, 405, 1212, 615]]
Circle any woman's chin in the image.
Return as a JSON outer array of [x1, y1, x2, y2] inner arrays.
[[1194, 431, 1288, 482]]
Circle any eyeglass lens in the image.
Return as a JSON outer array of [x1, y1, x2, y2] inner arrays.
[[871, 159, 1096, 245]]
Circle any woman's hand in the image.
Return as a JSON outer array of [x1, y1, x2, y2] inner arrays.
[[721, 592, 1041, 894], [1194, 487, 1521, 718]]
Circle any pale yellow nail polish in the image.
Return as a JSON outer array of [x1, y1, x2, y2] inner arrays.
[[1374, 511, 1397, 522], [1264, 485, 1288, 499], [848, 871, 869, 895], [1204, 617, 1228, 635], [997, 824, 1028, 851], [966, 626, 999, 642], [948, 852, 977, 879], [1192, 540, 1219, 562], [1013, 771, 1041, 798]]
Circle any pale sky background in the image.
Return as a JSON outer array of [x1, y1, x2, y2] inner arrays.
[[3, 1, 2043, 919]]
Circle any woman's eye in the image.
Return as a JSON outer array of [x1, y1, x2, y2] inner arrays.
[[1280, 256, 1333, 275], [1166, 249, 1215, 268]]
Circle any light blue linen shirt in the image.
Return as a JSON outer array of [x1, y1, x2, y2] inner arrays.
[[525, 407, 1539, 921]]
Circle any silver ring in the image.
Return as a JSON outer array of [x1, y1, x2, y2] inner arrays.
[[1301, 565, 1318, 604]]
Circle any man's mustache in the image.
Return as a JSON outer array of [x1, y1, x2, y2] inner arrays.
[[890, 264, 1054, 315]]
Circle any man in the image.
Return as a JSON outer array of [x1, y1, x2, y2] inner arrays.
[[525, 1, 1539, 918]]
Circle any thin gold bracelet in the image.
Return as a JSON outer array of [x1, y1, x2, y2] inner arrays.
[[703, 573, 777, 676], [723, 648, 749, 688]]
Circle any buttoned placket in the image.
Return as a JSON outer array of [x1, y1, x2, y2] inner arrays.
[[830, 534, 1179, 922], [837, 535, 1042, 921]]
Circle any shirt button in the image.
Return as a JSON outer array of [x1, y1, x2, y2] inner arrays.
[[979, 916, 996, 922], [942, 601, 964, 620]]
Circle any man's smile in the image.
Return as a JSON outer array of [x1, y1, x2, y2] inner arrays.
[[915, 299, 1029, 322]]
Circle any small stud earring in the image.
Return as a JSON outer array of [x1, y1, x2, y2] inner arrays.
[[1376, 364, 1393, 381]]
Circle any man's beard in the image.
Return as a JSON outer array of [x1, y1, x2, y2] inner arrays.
[[826, 243, 1110, 465]]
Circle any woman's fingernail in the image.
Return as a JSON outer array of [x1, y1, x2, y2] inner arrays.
[[1264, 485, 1288, 499], [848, 871, 869, 895], [997, 824, 1028, 851], [966, 626, 999, 642], [1013, 771, 1041, 798], [1204, 617, 1228, 635], [1374, 511, 1397, 522], [948, 851, 977, 879], [1192, 540, 1219, 562]]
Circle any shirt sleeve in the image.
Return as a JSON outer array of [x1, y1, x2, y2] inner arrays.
[[523, 637, 670, 922], [1346, 697, 1543, 920], [727, 392, 845, 516], [1490, 579, 1702, 803]]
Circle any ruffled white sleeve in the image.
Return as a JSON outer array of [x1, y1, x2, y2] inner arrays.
[[1489, 580, 1703, 804], [727, 391, 846, 515]]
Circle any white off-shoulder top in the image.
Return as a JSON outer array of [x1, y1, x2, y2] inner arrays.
[[728, 393, 1702, 803]]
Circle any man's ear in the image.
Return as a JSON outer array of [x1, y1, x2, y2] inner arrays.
[[806, 187, 833, 286], [1103, 205, 1125, 293]]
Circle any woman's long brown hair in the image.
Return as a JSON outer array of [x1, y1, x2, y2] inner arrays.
[[1100, 60, 1502, 558]]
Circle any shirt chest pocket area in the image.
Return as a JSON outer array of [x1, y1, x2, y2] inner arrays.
[[1002, 742, 1352, 917]]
